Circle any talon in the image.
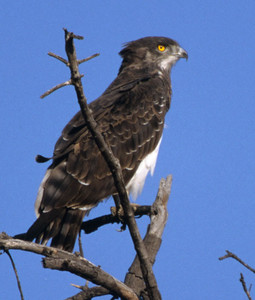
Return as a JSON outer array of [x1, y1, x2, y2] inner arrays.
[[112, 194, 125, 223], [120, 223, 127, 231], [110, 204, 125, 223]]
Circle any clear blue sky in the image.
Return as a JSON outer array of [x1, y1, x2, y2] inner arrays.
[[1, 1, 255, 299]]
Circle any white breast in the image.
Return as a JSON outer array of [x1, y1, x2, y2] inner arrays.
[[126, 137, 162, 200]]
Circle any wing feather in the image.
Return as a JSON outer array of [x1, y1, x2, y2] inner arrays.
[[36, 72, 170, 215]]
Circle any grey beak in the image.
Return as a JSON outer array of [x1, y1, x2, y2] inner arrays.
[[178, 47, 188, 60]]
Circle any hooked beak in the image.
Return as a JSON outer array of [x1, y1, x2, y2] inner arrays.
[[177, 47, 188, 60]]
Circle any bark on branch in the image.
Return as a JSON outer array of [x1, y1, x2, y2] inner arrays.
[[124, 175, 172, 297], [0, 233, 138, 300]]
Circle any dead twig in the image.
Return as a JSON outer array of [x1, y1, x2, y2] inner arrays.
[[240, 273, 252, 300], [78, 53, 100, 65], [40, 79, 72, 99], [219, 250, 255, 273], [219, 251, 254, 300], [5, 250, 24, 300], [48, 52, 68, 65]]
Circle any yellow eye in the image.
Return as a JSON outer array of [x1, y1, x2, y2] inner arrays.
[[157, 45, 166, 52]]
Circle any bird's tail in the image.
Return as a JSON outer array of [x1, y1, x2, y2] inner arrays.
[[14, 208, 86, 252]]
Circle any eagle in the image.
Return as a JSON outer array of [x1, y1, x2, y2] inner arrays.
[[18, 36, 187, 252]]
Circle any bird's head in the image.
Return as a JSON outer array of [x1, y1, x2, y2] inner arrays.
[[119, 36, 188, 74]]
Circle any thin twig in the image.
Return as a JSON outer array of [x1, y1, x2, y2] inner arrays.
[[219, 250, 255, 273], [5, 250, 24, 300], [40, 79, 72, 99], [240, 273, 252, 300], [48, 52, 68, 65], [78, 53, 100, 65]]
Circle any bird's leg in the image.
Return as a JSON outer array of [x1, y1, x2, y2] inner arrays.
[[111, 194, 128, 231], [111, 194, 123, 221]]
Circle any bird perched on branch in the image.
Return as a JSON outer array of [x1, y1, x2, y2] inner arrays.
[[17, 36, 187, 252]]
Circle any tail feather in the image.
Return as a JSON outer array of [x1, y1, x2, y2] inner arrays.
[[15, 208, 86, 252], [51, 209, 86, 252], [36, 209, 66, 245]]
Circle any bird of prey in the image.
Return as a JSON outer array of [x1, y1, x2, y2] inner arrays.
[[18, 36, 187, 252]]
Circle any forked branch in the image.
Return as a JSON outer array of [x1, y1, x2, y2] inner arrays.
[[219, 250, 254, 300], [219, 250, 255, 273], [0, 233, 138, 300], [240, 273, 252, 300]]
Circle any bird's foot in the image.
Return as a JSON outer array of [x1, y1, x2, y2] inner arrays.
[[111, 203, 141, 231], [111, 203, 141, 218]]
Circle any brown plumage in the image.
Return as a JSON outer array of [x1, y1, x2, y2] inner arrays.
[[16, 36, 187, 252]]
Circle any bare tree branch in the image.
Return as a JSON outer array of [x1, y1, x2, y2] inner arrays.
[[240, 273, 252, 300], [48, 52, 68, 65], [219, 250, 255, 273], [78, 53, 100, 65], [81, 205, 151, 234], [219, 251, 254, 300], [12, 206, 151, 243], [124, 175, 172, 296], [5, 250, 24, 300], [62, 28, 161, 300], [0, 233, 138, 300], [41, 49, 99, 99], [40, 79, 72, 99]]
